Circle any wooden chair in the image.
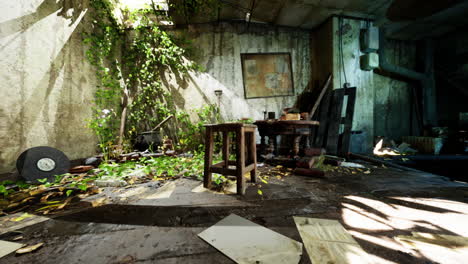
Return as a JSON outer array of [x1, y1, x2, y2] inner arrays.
[[203, 123, 257, 195]]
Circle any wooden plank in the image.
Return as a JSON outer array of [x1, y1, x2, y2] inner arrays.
[[244, 163, 255, 173], [314, 89, 332, 148], [294, 217, 357, 243], [326, 89, 345, 154], [340, 88, 356, 155], [302, 241, 370, 264], [210, 167, 238, 177], [212, 161, 236, 167], [309, 74, 332, 119], [294, 217, 371, 264], [198, 214, 303, 264]]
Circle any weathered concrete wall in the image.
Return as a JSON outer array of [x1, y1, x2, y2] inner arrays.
[[331, 17, 417, 151], [373, 38, 417, 140], [164, 22, 311, 122], [0, 0, 98, 174]]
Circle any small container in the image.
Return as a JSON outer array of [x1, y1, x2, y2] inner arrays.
[[268, 112, 276, 119]]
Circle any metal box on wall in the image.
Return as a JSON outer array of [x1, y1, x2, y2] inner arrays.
[[360, 27, 379, 53], [360, 53, 379, 71]]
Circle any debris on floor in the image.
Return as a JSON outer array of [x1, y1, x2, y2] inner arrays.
[[340, 161, 366, 169], [198, 214, 303, 264], [191, 181, 237, 194], [15, 242, 44, 255], [69, 165, 95, 174], [0, 153, 211, 218], [293, 217, 371, 264], [141, 181, 176, 199]]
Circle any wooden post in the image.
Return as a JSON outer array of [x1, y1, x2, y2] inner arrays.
[[249, 131, 257, 183], [204, 126, 214, 188], [236, 126, 246, 195], [222, 131, 229, 168]]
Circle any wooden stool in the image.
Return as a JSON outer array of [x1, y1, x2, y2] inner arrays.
[[203, 123, 257, 195]]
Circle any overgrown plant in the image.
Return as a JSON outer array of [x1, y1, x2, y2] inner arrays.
[[83, 0, 125, 159], [176, 104, 221, 151], [83, 0, 211, 158]]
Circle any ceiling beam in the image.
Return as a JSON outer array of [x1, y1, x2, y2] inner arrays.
[[272, 0, 287, 24]]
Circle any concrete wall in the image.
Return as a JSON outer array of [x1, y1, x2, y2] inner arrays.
[[331, 17, 417, 152], [0, 0, 98, 174], [164, 22, 311, 122], [0, 13, 311, 173]]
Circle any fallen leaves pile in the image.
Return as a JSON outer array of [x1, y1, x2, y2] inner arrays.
[[0, 153, 214, 217]]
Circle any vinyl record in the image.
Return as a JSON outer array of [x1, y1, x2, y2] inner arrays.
[[16, 146, 70, 183]]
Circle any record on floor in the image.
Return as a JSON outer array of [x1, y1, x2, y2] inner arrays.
[[16, 146, 70, 183]]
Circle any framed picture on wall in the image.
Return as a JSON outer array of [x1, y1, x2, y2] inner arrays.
[[241, 53, 295, 99]]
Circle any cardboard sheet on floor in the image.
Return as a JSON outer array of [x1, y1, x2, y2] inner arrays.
[[143, 181, 176, 199], [0, 240, 24, 258], [396, 232, 468, 264], [198, 214, 303, 264], [293, 217, 371, 264], [0, 212, 49, 236]]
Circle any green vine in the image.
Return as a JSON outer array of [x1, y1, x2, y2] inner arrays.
[[83, 0, 124, 159], [83, 0, 219, 158]]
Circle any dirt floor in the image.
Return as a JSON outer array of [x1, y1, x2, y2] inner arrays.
[[1, 161, 468, 264]]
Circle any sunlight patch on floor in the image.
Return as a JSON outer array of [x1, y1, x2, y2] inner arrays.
[[342, 195, 468, 263]]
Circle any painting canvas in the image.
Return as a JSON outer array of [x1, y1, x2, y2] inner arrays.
[[241, 53, 294, 99]]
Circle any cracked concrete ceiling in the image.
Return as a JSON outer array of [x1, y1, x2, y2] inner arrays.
[[170, 0, 468, 40]]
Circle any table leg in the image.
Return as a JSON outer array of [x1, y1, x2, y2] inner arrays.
[[249, 131, 257, 183], [260, 135, 266, 155], [267, 136, 275, 155], [236, 127, 246, 195], [293, 135, 302, 156]]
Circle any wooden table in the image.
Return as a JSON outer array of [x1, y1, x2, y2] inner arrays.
[[254, 120, 320, 156]]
